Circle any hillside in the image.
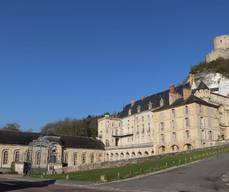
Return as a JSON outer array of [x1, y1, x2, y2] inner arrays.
[[190, 58, 229, 78]]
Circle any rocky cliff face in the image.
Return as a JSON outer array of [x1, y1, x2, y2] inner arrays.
[[190, 72, 229, 96]]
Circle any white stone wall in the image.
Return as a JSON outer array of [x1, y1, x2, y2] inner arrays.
[[206, 35, 229, 62]]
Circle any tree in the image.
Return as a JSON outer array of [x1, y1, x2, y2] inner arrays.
[[40, 115, 102, 138], [2, 123, 21, 132]]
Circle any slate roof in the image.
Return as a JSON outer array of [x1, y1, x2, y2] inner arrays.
[[60, 136, 104, 150], [118, 83, 191, 118], [153, 95, 218, 112], [0, 130, 40, 145], [0, 130, 104, 150]]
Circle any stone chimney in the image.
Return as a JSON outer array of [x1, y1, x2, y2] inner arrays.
[[183, 87, 192, 100], [169, 84, 182, 105]]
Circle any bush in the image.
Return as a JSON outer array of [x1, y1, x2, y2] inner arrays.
[[191, 58, 229, 78]]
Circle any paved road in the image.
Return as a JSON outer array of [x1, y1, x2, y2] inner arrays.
[[1, 154, 229, 192], [102, 153, 229, 192], [0, 175, 112, 192]]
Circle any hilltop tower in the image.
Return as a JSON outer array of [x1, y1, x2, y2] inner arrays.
[[206, 35, 229, 62]]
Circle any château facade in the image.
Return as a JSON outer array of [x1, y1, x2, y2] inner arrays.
[[98, 81, 229, 162]]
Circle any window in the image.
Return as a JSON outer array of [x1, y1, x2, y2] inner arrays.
[[136, 116, 138, 122], [137, 105, 141, 113], [82, 153, 86, 164], [160, 122, 164, 131], [90, 153, 94, 164], [105, 139, 109, 147], [185, 130, 190, 139], [160, 134, 165, 143], [14, 150, 20, 162], [171, 120, 175, 129], [172, 132, 176, 141], [185, 118, 190, 128], [172, 109, 176, 118], [64, 152, 68, 164], [160, 98, 164, 107], [200, 117, 204, 129], [185, 106, 189, 115], [142, 116, 144, 122], [147, 123, 151, 133], [199, 104, 202, 114], [73, 153, 77, 166], [3, 150, 8, 165], [208, 131, 213, 140], [36, 151, 41, 165], [142, 124, 145, 133], [148, 102, 152, 110]]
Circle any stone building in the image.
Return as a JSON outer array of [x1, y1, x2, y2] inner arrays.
[[0, 131, 104, 173], [206, 35, 229, 62], [98, 82, 229, 161]]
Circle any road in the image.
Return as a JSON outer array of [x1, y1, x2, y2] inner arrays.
[[0, 153, 229, 192]]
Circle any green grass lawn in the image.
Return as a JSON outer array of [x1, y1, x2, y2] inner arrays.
[[35, 146, 229, 182]]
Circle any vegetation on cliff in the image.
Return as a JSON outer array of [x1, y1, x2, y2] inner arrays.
[[41, 115, 101, 138], [191, 58, 229, 78]]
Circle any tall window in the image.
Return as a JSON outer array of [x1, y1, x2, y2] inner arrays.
[[185, 130, 190, 139], [82, 153, 86, 164], [208, 131, 213, 140], [172, 109, 176, 118], [160, 134, 165, 143], [172, 132, 176, 141], [199, 104, 202, 114], [90, 153, 94, 164], [142, 116, 144, 122], [73, 153, 77, 166], [185, 118, 190, 128], [36, 151, 41, 165], [3, 150, 8, 165], [105, 139, 109, 147], [171, 120, 175, 129], [14, 150, 20, 162], [64, 152, 68, 164], [200, 117, 205, 129], [185, 106, 189, 115], [147, 123, 151, 133], [137, 105, 141, 113], [148, 102, 152, 110], [160, 122, 164, 131], [142, 124, 145, 133]]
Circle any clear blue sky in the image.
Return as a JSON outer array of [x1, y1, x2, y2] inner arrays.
[[0, 0, 229, 132]]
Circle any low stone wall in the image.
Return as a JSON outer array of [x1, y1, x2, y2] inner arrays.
[[55, 142, 229, 174]]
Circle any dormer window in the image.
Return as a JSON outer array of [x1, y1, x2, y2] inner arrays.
[[160, 98, 164, 107], [137, 105, 141, 113], [148, 101, 152, 110], [128, 108, 132, 116]]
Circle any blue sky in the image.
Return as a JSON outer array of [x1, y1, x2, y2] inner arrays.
[[0, 0, 229, 131]]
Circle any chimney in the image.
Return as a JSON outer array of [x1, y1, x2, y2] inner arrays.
[[169, 84, 182, 105], [183, 87, 192, 100], [169, 84, 175, 94], [141, 96, 145, 101]]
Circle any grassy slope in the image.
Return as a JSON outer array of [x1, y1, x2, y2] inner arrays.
[[38, 145, 229, 182]]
